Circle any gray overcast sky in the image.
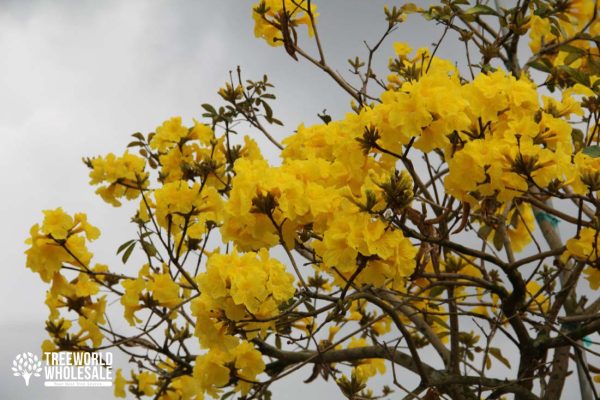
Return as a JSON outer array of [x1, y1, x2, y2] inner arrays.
[[0, 1, 587, 399]]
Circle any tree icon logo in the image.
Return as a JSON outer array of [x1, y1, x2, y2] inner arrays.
[[11, 352, 42, 386]]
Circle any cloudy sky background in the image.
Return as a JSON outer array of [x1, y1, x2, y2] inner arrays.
[[0, 1, 590, 399]]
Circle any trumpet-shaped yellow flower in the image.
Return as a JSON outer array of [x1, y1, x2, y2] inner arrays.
[[147, 273, 181, 308], [89, 152, 148, 206], [252, 0, 317, 47]]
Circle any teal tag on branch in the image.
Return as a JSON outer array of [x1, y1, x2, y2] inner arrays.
[[534, 211, 560, 228], [583, 336, 592, 348]]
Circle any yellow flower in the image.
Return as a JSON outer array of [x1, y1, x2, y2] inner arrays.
[[572, 152, 600, 195], [114, 369, 128, 398], [293, 316, 315, 335], [73, 212, 101, 240], [148, 273, 181, 308], [348, 337, 386, 383], [41, 208, 74, 240], [167, 375, 197, 400], [74, 273, 100, 297], [313, 206, 415, 287], [193, 349, 232, 398], [150, 116, 190, 152], [121, 277, 146, 325], [525, 281, 549, 313], [232, 341, 265, 395], [199, 249, 294, 315], [328, 325, 341, 341], [194, 248, 294, 347], [528, 15, 552, 53], [566, 227, 600, 262], [158, 142, 200, 183], [41, 339, 58, 355], [264, 248, 295, 302], [371, 316, 392, 335], [153, 181, 223, 237], [78, 315, 103, 347], [191, 296, 239, 350], [25, 210, 98, 282], [584, 267, 600, 290], [480, 203, 536, 253], [393, 42, 412, 57], [89, 152, 147, 206], [50, 272, 75, 298], [136, 371, 157, 396], [191, 119, 214, 145], [252, 0, 317, 47]]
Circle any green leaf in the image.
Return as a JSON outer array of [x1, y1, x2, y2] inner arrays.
[[559, 65, 591, 87], [485, 354, 492, 370], [558, 44, 585, 54], [583, 145, 600, 158], [466, 349, 475, 361], [127, 141, 144, 148], [121, 242, 135, 264], [220, 391, 235, 400], [492, 228, 504, 251], [400, 2, 421, 13], [437, 331, 450, 339], [478, 225, 492, 240], [141, 240, 157, 257], [489, 347, 511, 368], [571, 129, 584, 152], [304, 299, 316, 313], [429, 315, 450, 330], [201, 103, 217, 115], [270, 117, 283, 126], [429, 286, 445, 298], [463, 5, 499, 16], [564, 51, 584, 66], [527, 60, 552, 73], [117, 240, 135, 255], [510, 209, 521, 228], [263, 101, 274, 122]]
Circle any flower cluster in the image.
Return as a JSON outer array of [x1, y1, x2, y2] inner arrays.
[[26, 208, 107, 351], [88, 152, 148, 206], [252, 0, 317, 47]]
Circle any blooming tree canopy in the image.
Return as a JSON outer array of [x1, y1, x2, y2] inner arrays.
[[25, 1, 600, 399]]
